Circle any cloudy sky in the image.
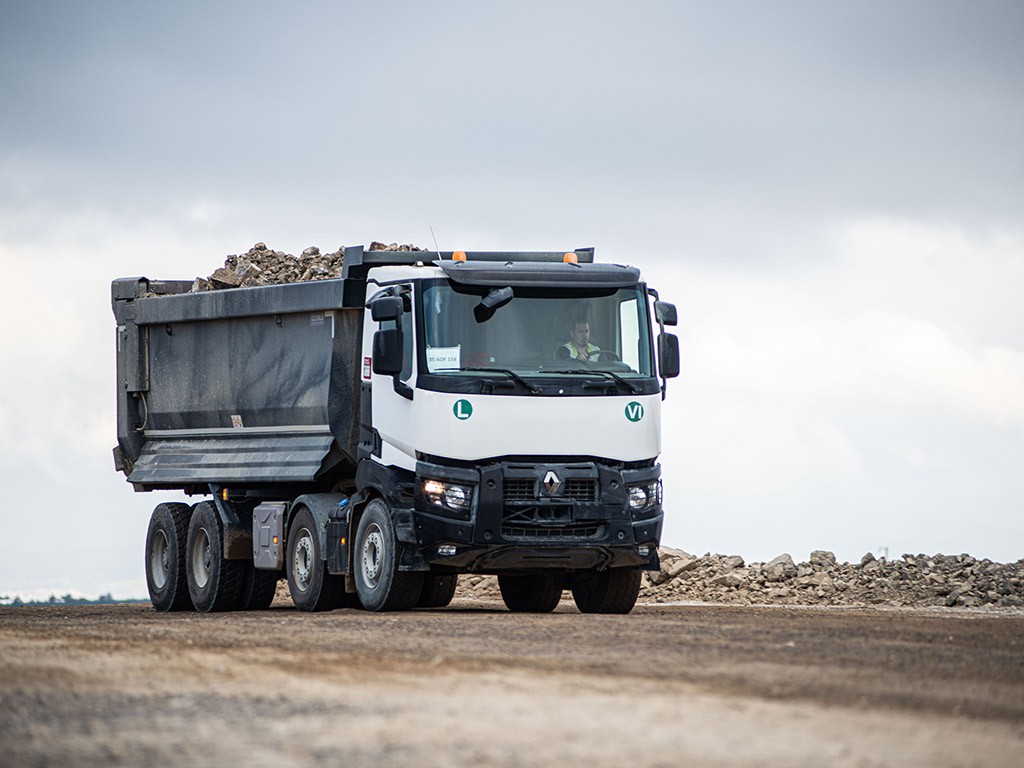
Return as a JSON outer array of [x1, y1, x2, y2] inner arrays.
[[1, 1, 1021, 599]]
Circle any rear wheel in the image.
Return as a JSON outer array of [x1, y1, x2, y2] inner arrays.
[[238, 561, 280, 611], [354, 499, 424, 612], [498, 574, 563, 613], [287, 507, 352, 611], [417, 573, 458, 608], [186, 501, 244, 613], [145, 502, 193, 612], [570, 568, 642, 614]]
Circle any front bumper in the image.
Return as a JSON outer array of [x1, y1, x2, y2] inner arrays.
[[407, 458, 663, 573]]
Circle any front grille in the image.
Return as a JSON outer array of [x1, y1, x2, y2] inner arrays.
[[503, 477, 597, 502], [501, 523, 605, 540], [503, 478, 536, 501]]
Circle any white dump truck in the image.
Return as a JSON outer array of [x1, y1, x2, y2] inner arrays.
[[112, 246, 679, 614]]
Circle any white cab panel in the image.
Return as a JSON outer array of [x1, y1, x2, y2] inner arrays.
[[412, 390, 661, 462]]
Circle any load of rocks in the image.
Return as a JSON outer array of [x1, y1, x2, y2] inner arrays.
[[190, 241, 425, 292], [453, 548, 1024, 608]]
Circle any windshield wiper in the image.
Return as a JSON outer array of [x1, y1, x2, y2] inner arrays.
[[545, 369, 640, 395], [459, 367, 541, 395]]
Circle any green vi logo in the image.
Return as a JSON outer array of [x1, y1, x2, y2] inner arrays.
[[453, 399, 473, 420], [625, 401, 644, 422]]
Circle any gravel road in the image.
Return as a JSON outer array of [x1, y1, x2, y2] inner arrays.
[[2, 601, 1022, 767]]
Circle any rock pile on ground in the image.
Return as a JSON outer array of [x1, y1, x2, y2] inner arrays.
[[641, 548, 1024, 608], [190, 241, 425, 292], [451, 548, 1024, 608]]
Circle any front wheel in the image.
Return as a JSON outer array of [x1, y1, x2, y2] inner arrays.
[[287, 507, 351, 612], [570, 568, 642, 614], [145, 502, 193, 612], [417, 573, 458, 608], [354, 499, 424, 612], [498, 574, 563, 613]]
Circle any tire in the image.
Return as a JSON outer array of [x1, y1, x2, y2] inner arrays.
[[286, 507, 352, 611], [186, 501, 244, 613], [145, 502, 193, 612], [417, 573, 458, 608], [570, 568, 642, 614], [354, 499, 424, 612], [498, 574, 563, 613], [238, 560, 280, 611]]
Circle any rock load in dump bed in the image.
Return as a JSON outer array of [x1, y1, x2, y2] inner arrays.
[[451, 549, 1024, 609], [190, 241, 425, 292]]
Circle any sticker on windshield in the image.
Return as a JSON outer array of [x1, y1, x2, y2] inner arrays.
[[427, 345, 461, 372], [453, 399, 473, 420], [625, 401, 644, 422]]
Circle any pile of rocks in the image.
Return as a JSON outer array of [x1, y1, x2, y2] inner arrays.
[[638, 548, 1024, 608], [191, 241, 425, 292], [451, 548, 1024, 608]]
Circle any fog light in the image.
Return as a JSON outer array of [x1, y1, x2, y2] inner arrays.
[[437, 544, 457, 556], [636, 545, 650, 557], [628, 485, 648, 510]]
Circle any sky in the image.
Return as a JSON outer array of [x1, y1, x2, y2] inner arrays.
[[1, 1, 1022, 600]]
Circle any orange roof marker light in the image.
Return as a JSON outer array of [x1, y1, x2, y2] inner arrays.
[[453, 251, 467, 261], [564, 252, 578, 263]]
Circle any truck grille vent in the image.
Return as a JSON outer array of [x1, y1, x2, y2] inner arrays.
[[563, 478, 597, 502], [501, 524, 605, 540], [504, 505, 572, 524], [503, 478, 536, 501]]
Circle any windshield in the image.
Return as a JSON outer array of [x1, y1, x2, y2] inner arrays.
[[421, 281, 654, 378]]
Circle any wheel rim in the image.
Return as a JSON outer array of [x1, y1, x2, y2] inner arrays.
[[150, 529, 169, 590], [192, 527, 211, 589], [361, 523, 384, 589], [292, 527, 314, 592]]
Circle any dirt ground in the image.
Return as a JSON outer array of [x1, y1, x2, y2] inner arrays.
[[1, 600, 1022, 768]]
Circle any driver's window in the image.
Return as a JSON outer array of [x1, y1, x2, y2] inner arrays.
[[619, 297, 639, 371]]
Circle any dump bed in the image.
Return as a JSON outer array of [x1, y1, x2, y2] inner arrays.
[[112, 278, 362, 493]]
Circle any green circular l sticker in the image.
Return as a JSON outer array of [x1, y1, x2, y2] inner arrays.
[[453, 399, 473, 420], [625, 401, 644, 422]]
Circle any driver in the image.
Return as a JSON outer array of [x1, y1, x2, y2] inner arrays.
[[555, 318, 601, 361]]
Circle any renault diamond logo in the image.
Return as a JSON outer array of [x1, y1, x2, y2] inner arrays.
[[543, 470, 561, 495]]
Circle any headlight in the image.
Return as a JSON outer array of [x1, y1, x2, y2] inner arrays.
[[423, 479, 446, 505], [422, 479, 471, 511], [627, 480, 662, 510], [444, 484, 469, 510], [628, 485, 648, 510]]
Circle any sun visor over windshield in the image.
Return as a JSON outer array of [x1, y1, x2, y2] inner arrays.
[[440, 261, 641, 288]]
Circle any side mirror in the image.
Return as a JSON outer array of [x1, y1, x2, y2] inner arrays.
[[372, 328, 403, 375], [474, 286, 514, 323], [654, 301, 677, 327], [658, 332, 680, 379], [371, 296, 403, 322]]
